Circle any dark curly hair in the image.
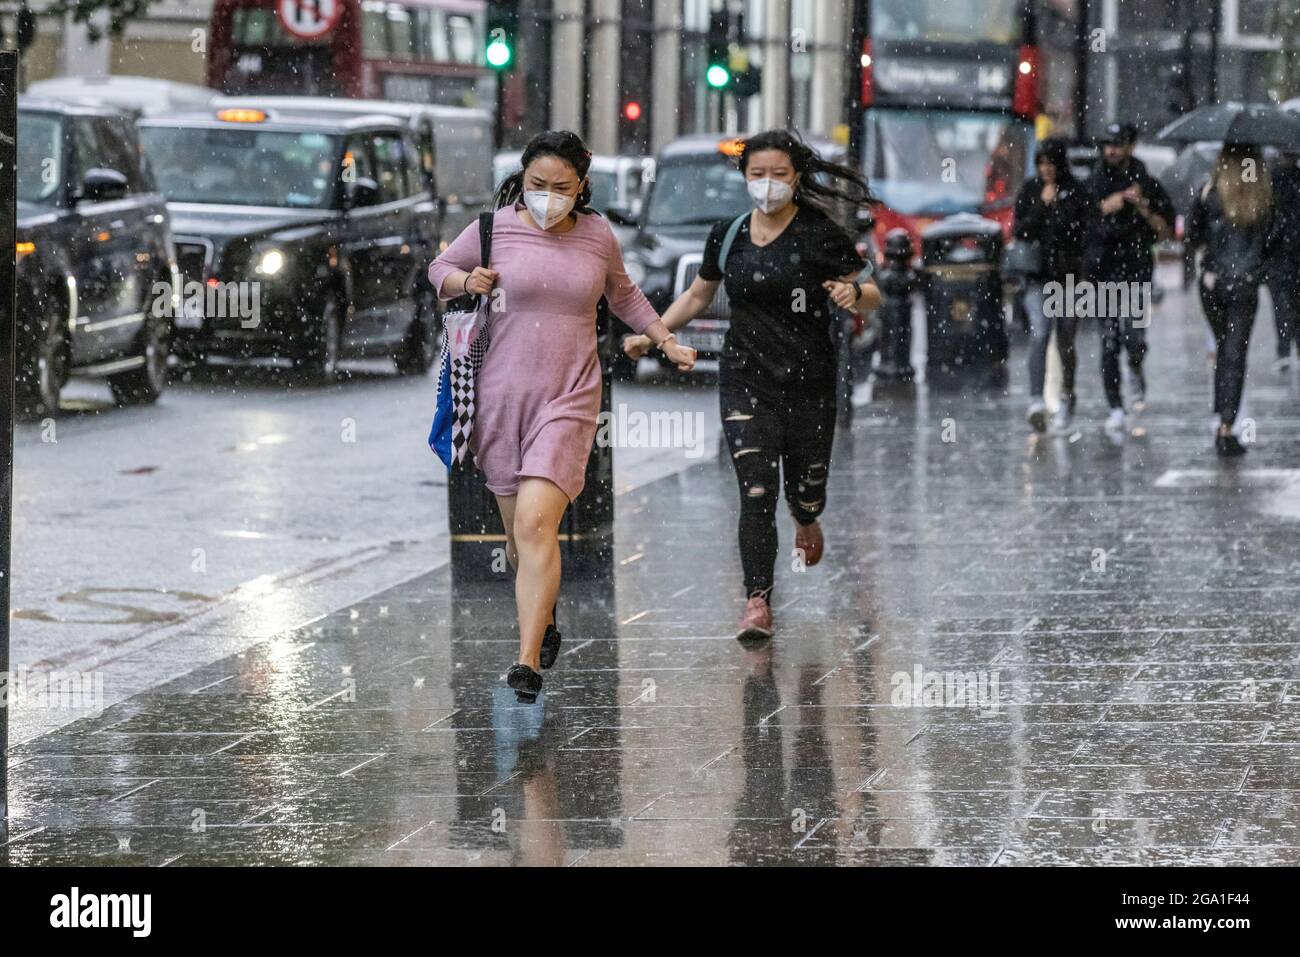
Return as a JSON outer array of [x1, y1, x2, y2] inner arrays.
[[493, 130, 596, 215], [738, 129, 876, 215]]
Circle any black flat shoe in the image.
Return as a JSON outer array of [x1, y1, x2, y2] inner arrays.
[[506, 663, 543, 703], [1216, 434, 1247, 458], [539, 623, 562, 670]]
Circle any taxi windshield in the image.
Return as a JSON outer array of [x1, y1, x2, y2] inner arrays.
[[643, 156, 749, 227], [17, 112, 64, 206], [139, 125, 340, 208]]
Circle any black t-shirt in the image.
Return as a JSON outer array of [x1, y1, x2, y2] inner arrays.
[[699, 205, 864, 387]]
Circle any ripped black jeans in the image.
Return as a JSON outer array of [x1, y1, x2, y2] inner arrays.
[[720, 373, 837, 600]]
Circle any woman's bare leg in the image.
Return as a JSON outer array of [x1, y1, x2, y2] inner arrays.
[[512, 477, 569, 670], [494, 493, 556, 630]]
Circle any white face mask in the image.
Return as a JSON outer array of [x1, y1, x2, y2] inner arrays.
[[523, 189, 577, 229], [747, 177, 794, 214]]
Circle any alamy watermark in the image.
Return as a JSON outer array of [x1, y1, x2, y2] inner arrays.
[[890, 664, 1001, 715], [1043, 274, 1152, 327], [152, 280, 261, 330], [596, 403, 706, 458], [1, 669, 105, 711]]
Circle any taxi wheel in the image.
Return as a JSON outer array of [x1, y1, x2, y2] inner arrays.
[[16, 296, 70, 417], [395, 293, 438, 376], [110, 310, 169, 406], [297, 295, 343, 384]]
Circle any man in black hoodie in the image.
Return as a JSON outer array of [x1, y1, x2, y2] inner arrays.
[[1083, 122, 1175, 432]]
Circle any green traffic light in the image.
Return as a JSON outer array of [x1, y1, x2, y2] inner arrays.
[[706, 64, 730, 88], [487, 39, 512, 69]]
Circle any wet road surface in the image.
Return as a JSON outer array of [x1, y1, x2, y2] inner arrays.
[[4, 270, 1300, 865]]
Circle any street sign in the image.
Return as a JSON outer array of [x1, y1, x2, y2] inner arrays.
[[276, 0, 340, 41]]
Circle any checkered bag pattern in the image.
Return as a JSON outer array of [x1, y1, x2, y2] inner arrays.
[[447, 315, 490, 464]]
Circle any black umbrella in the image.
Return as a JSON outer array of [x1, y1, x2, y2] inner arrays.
[[1157, 102, 1300, 149]]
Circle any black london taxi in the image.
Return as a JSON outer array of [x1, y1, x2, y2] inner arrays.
[[136, 107, 440, 379], [15, 98, 179, 415], [214, 95, 496, 247]]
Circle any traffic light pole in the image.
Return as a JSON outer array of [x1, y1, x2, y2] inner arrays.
[[0, 51, 17, 826]]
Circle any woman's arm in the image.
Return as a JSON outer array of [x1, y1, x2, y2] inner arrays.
[[824, 274, 881, 315], [428, 220, 497, 299], [603, 223, 696, 370], [622, 277, 719, 361]]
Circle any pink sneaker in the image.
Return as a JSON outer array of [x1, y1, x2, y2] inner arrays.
[[736, 595, 774, 641], [794, 519, 824, 567]]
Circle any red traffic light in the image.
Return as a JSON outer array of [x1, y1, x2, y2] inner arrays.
[[623, 101, 643, 122]]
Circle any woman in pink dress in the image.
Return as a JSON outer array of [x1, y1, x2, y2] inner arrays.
[[429, 131, 695, 700]]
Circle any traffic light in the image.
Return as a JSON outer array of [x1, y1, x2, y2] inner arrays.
[[623, 100, 643, 122], [706, 8, 731, 89], [486, 2, 517, 71]]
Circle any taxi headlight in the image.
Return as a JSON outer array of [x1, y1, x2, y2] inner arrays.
[[254, 248, 288, 277]]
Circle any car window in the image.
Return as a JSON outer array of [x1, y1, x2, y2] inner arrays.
[[343, 135, 374, 189], [371, 133, 406, 203], [403, 136, 425, 196], [16, 112, 64, 206], [95, 118, 140, 192], [69, 118, 105, 193], [435, 117, 492, 201], [140, 125, 341, 208]]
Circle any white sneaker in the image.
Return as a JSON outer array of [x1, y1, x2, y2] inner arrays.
[[1027, 399, 1048, 434], [1105, 408, 1126, 432]]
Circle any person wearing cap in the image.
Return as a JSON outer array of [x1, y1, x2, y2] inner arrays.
[[1083, 122, 1175, 434]]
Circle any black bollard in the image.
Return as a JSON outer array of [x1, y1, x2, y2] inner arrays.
[[875, 228, 917, 381], [448, 298, 614, 583]]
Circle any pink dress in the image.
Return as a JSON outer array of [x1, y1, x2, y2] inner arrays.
[[428, 205, 660, 501]]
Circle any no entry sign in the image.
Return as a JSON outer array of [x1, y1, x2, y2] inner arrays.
[[277, 0, 340, 40]]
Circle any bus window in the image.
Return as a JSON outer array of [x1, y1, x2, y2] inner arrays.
[[448, 14, 477, 65], [362, 1, 388, 58], [387, 3, 414, 61]]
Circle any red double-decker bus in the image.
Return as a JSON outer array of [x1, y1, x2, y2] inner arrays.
[[858, 0, 1041, 254], [207, 0, 492, 108]]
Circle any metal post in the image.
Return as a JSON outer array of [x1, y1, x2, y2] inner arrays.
[[1209, 0, 1222, 102], [1074, 0, 1091, 138], [0, 50, 18, 824]]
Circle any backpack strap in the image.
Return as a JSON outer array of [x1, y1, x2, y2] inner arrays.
[[717, 212, 750, 273], [477, 210, 494, 268]]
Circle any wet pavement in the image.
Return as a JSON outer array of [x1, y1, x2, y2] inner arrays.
[[4, 268, 1300, 865]]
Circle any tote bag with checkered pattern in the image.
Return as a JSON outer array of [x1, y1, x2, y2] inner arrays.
[[429, 212, 494, 468]]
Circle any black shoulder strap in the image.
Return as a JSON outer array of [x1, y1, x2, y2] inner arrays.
[[478, 211, 494, 268]]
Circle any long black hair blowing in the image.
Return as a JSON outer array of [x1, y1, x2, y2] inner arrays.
[[1034, 138, 1077, 187], [738, 130, 876, 216], [494, 130, 597, 215]]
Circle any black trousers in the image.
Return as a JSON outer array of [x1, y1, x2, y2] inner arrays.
[[1265, 267, 1298, 359], [1100, 314, 1147, 409], [1201, 279, 1259, 426], [720, 373, 837, 599]]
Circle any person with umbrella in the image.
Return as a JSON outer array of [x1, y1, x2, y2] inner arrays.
[[1265, 149, 1300, 372], [1082, 122, 1175, 435], [1185, 143, 1275, 458]]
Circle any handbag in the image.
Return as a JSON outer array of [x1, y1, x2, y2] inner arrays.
[[429, 211, 494, 468]]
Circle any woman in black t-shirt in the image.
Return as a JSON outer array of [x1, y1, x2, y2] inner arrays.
[[624, 130, 880, 641]]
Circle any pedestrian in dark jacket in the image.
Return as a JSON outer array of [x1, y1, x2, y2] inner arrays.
[[1263, 151, 1300, 370], [1082, 122, 1175, 433], [1012, 137, 1092, 433], [1186, 142, 1274, 458]]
